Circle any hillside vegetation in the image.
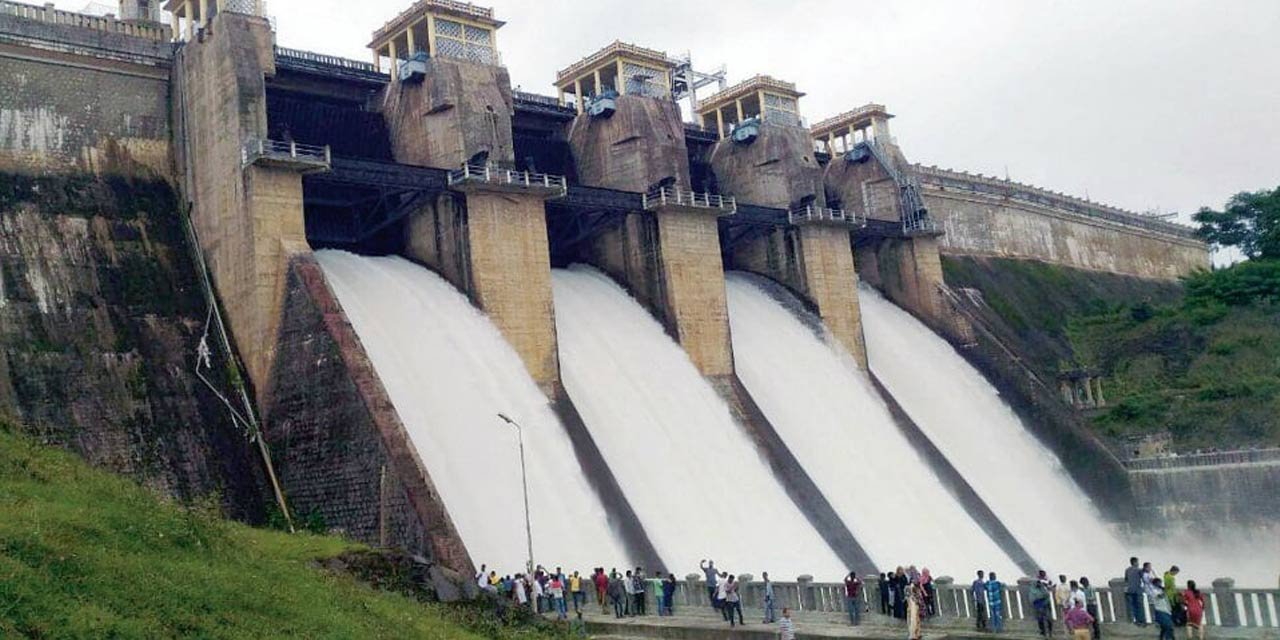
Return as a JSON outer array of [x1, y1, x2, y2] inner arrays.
[[1066, 260, 1280, 451], [942, 256, 1280, 453], [0, 421, 565, 639]]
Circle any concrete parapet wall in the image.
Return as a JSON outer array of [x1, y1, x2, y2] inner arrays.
[[176, 12, 308, 390], [567, 95, 690, 191], [265, 254, 472, 572], [1129, 461, 1280, 528], [0, 36, 171, 176], [380, 57, 514, 168], [919, 172, 1210, 280]]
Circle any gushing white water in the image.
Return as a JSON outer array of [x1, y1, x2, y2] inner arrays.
[[552, 265, 844, 579], [316, 251, 629, 572], [859, 284, 1132, 577], [860, 284, 1280, 586], [725, 273, 1019, 577]]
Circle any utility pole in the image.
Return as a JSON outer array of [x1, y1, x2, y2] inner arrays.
[[498, 413, 534, 574]]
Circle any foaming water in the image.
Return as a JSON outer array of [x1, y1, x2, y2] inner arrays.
[[859, 283, 1130, 578], [552, 265, 844, 579], [316, 251, 629, 572], [858, 285, 1280, 586], [725, 273, 1019, 577]]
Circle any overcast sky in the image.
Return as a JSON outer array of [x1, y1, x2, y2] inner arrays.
[[71, 1, 1280, 233]]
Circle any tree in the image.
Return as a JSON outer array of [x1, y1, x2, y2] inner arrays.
[[1193, 186, 1280, 260]]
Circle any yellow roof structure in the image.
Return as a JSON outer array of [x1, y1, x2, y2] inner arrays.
[[368, 0, 503, 50], [554, 41, 674, 89], [810, 104, 893, 140], [696, 74, 802, 115]]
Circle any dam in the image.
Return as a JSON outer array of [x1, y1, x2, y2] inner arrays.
[[0, 0, 1275, 595]]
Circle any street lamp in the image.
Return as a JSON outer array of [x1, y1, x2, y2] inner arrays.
[[498, 412, 534, 574]]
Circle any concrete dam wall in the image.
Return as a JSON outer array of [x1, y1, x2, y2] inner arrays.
[[1, 0, 1272, 586]]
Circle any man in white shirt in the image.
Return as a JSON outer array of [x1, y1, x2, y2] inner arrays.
[[716, 574, 730, 621], [514, 575, 528, 606]]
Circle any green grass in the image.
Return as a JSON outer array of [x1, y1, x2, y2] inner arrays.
[[0, 423, 569, 639]]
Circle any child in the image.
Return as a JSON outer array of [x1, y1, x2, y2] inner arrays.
[[778, 607, 796, 640]]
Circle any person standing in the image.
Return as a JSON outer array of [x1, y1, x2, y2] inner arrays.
[[987, 572, 1005, 633], [549, 574, 567, 620], [1163, 566, 1182, 626], [1126, 558, 1148, 626], [1081, 577, 1102, 640], [724, 575, 744, 627], [701, 559, 719, 606], [633, 568, 647, 616], [906, 584, 923, 640], [845, 571, 864, 626], [595, 568, 609, 614], [778, 608, 796, 640], [513, 573, 529, 608], [921, 568, 936, 617], [1183, 581, 1205, 640], [1057, 575, 1074, 634], [1032, 574, 1055, 638], [570, 571, 585, 613], [622, 570, 636, 616], [1064, 600, 1096, 640], [1150, 577, 1175, 640], [762, 571, 777, 624], [716, 573, 730, 621], [972, 570, 989, 631], [663, 573, 677, 617], [879, 572, 891, 615], [649, 572, 664, 617], [607, 572, 626, 619], [893, 567, 908, 620]]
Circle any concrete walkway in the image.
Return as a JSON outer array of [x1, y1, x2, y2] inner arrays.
[[553, 607, 1280, 640]]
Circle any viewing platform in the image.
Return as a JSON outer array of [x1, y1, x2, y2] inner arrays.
[[445, 163, 567, 198], [697, 74, 806, 138], [241, 139, 331, 174], [789, 204, 866, 228], [642, 186, 737, 216]]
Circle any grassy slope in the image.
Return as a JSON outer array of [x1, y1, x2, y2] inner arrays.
[[941, 255, 1279, 452], [1067, 294, 1280, 451], [0, 424, 558, 639]]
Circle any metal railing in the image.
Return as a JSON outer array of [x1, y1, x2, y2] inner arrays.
[[512, 91, 561, 108], [446, 164, 567, 196], [642, 186, 736, 213], [274, 46, 377, 73], [789, 204, 866, 227], [241, 139, 331, 168], [1125, 448, 1280, 472], [635, 576, 1278, 629], [0, 0, 170, 40]]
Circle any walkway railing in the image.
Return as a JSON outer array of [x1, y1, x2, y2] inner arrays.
[[0, 0, 171, 40], [446, 163, 567, 197], [275, 46, 378, 73], [642, 187, 736, 214], [648, 576, 1279, 629], [789, 204, 866, 227], [1125, 448, 1280, 472], [241, 139, 331, 171]]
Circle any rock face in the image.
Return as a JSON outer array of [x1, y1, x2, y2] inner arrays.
[[568, 95, 691, 191], [0, 173, 265, 517]]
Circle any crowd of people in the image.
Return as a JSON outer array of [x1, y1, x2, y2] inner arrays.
[[474, 555, 1208, 640]]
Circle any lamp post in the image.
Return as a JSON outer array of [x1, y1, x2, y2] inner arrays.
[[498, 413, 534, 574]]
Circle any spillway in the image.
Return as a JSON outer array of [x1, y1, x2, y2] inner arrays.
[[859, 284, 1280, 585], [725, 273, 1020, 577], [552, 265, 845, 579], [859, 283, 1131, 577], [315, 251, 629, 572]]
